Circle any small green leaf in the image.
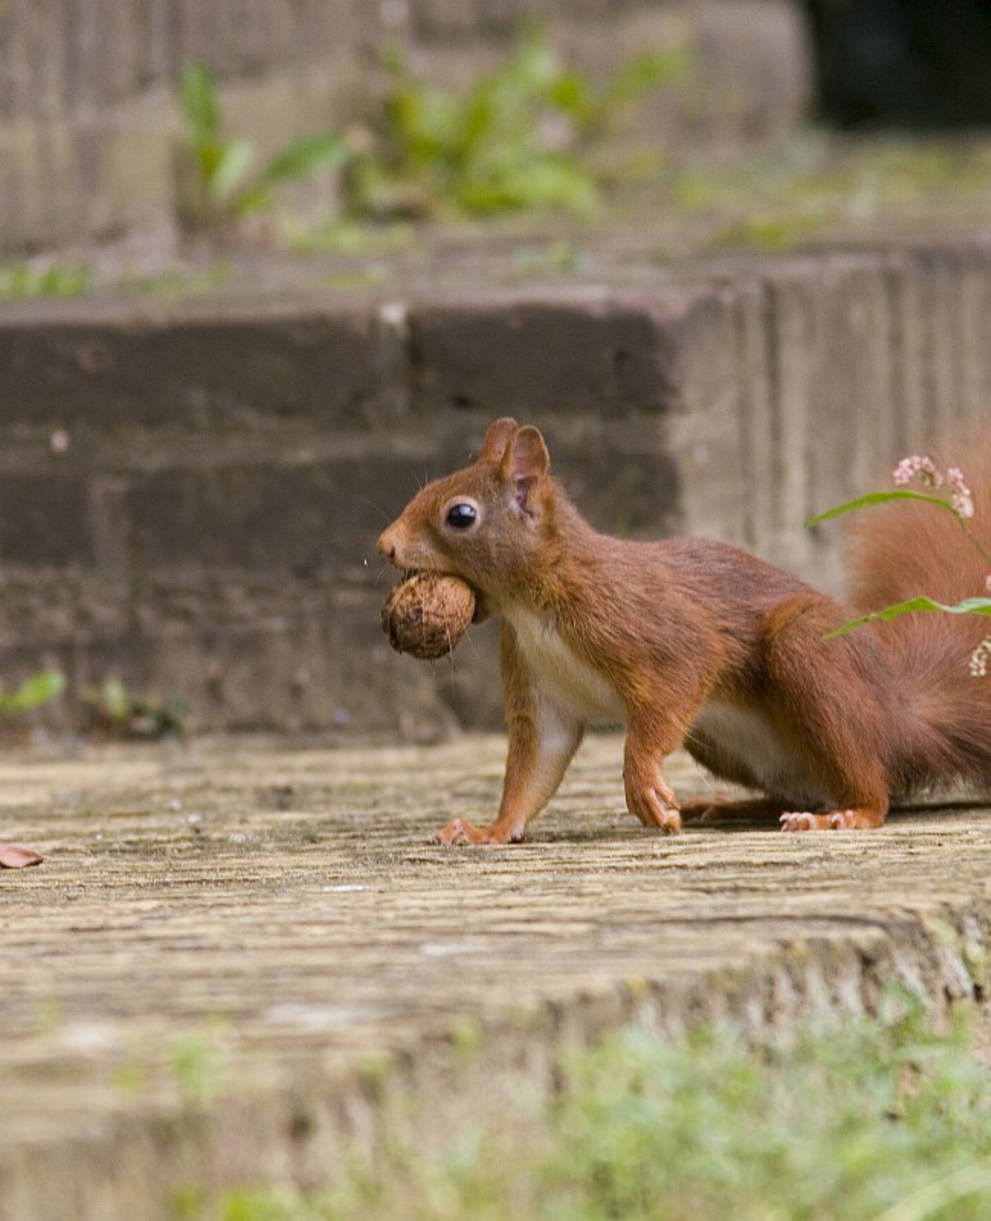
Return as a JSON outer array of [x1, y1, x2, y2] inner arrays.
[[548, 71, 593, 123], [258, 132, 349, 188], [0, 669, 65, 713], [825, 596, 991, 639], [807, 489, 956, 528], [178, 63, 219, 148], [209, 138, 257, 202], [600, 49, 690, 112], [194, 140, 223, 183], [99, 678, 131, 721], [232, 187, 271, 216]]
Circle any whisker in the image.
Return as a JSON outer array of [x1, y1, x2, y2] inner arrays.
[[355, 493, 394, 524]]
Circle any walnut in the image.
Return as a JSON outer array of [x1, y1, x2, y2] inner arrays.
[[381, 573, 476, 660]]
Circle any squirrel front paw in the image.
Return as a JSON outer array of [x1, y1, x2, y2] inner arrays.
[[434, 817, 525, 845], [625, 780, 682, 835]]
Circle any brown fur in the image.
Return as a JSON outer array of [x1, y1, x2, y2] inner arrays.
[[378, 420, 991, 843]]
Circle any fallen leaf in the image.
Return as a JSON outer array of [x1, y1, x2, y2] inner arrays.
[[0, 843, 44, 868]]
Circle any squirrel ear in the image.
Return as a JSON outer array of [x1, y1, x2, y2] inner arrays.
[[502, 425, 550, 516], [480, 417, 519, 462]]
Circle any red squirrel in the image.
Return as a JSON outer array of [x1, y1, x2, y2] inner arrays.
[[378, 418, 991, 843]]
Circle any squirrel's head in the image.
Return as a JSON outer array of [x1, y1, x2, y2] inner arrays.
[[378, 418, 554, 613]]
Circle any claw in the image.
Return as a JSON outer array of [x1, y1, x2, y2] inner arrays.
[[636, 787, 682, 834], [435, 817, 473, 845], [780, 811, 817, 832], [781, 808, 859, 832]]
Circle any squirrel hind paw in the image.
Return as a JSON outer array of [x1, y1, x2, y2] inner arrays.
[[780, 811, 819, 832], [780, 808, 883, 831]]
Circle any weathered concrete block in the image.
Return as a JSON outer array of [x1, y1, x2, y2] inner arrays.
[[729, 274, 776, 553], [410, 293, 681, 419], [0, 570, 130, 648], [0, 305, 390, 430], [0, 0, 810, 250], [0, 471, 95, 567], [657, 282, 751, 546], [122, 453, 416, 573]]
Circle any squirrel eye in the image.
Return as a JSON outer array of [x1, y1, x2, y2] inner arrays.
[[445, 503, 477, 530]]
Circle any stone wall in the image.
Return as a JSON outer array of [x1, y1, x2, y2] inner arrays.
[[1, 0, 809, 250], [1, 241, 989, 736]]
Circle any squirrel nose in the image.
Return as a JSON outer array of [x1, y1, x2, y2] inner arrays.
[[378, 528, 397, 564]]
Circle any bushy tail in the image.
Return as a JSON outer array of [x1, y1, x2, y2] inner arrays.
[[843, 441, 991, 797]]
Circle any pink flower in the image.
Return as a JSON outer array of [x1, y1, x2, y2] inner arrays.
[[893, 455, 943, 488], [971, 636, 991, 677], [946, 466, 974, 519], [892, 457, 974, 517]]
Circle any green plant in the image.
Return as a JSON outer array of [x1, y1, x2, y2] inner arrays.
[[0, 669, 65, 717], [345, 34, 688, 220], [120, 262, 233, 303], [191, 1000, 991, 1221], [0, 264, 91, 299], [82, 678, 188, 741], [176, 63, 348, 228], [167, 1023, 231, 1104], [808, 457, 991, 668]]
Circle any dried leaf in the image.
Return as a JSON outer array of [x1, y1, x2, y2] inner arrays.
[[0, 842, 44, 868]]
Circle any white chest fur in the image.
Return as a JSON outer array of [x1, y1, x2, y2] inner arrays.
[[506, 608, 625, 723]]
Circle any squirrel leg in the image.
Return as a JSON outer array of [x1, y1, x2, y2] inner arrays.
[[681, 796, 784, 823], [764, 595, 891, 833], [623, 711, 685, 834], [436, 696, 584, 846]]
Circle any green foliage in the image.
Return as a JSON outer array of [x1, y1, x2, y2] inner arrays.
[[175, 38, 683, 232], [714, 213, 827, 252], [177, 63, 347, 227], [191, 1002, 991, 1221], [179, 62, 221, 151], [0, 263, 91, 300], [806, 488, 962, 526], [345, 35, 687, 220], [167, 1023, 231, 1104], [82, 678, 188, 741], [120, 262, 233, 303], [0, 669, 65, 717], [288, 220, 413, 256], [809, 486, 991, 640], [825, 596, 991, 639]]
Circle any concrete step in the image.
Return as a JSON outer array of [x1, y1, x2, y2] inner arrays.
[[0, 0, 807, 249], [1, 239, 990, 734], [0, 735, 987, 1219]]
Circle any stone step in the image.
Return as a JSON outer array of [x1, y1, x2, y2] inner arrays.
[[1, 240, 990, 733], [0, 0, 807, 249], [0, 735, 987, 1220]]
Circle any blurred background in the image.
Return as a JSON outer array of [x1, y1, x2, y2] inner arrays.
[[2, 0, 991, 743]]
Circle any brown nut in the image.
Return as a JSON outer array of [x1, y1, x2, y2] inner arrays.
[[381, 573, 476, 660]]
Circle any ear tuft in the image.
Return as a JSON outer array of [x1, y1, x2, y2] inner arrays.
[[480, 417, 519, 463], [502, 425, 550, 516]]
